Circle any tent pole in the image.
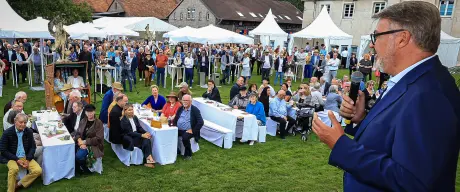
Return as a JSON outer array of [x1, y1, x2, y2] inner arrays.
[[40, 38, 45, 84]]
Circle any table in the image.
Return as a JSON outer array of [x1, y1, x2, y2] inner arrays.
[[32, 111, 75, 185], [167, 65, 185, 91], [134, 106, 178, 165], [193, 98, 259, 141], [95, 65, 116, 94], [294, 62, 304, 82], [12, 61, 30, 88]]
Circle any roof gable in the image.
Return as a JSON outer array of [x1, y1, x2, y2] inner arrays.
[[116, 0, 178, 19]]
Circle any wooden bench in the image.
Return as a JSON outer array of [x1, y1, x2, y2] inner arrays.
[[201, 120, 233, 149]]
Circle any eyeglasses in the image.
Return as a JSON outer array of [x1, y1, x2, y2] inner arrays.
[[370, 29, 405, 45]]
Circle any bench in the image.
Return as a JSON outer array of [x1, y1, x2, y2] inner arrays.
[[201, 120, 233, 149], [111, 144, 144, 166], [178, 137, 200, 156]]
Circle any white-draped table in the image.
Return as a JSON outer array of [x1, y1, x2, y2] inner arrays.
[[95, 65, 117, 94], [32, 111, 75, 185], [192, 98, 259, 141], [134, 106, 178, 165], [167, 65, 185, 91]]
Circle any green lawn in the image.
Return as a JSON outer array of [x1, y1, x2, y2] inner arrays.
[[0, 69, 459, 192]]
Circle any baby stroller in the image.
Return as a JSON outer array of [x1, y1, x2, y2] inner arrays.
[[292, 107, 315, 141]]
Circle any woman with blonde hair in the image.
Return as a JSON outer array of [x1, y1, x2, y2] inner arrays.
[[293, 84, 313, 108]]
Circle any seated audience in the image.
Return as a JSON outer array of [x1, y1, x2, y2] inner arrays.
[[62, 101, 86, 136], [173, 95, 204, 160], [74, 104, 104, 174], [64, 90, 88, 115], [142, 85, 166, 113], [269, 90, 296, 139], [4, 91, 27, 115], [109, 94, 128, 144], [202, 80, 222, 103], [281, 83, 292, 95], [292, 84, 313, 108], [230, 76, 245, 100], [0, 114, 42, 192], [99, 82, 123, 124], [376, 81, 388, 99], [120, 103, 155, 168], [258, 86, 271, 117], [177, 82, 192, 102], [67, 68, 85, 89], [246, 93, 266, 126], [229, 86, 249, 110], [161, 92, 182, 120], [324, 85, 342, 113], [247, 83, 258, 96], [310, 82, 324, 109], [3, 100, 24, 130]]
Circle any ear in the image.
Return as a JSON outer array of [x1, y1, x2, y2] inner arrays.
[[396, 31, 411, 49]]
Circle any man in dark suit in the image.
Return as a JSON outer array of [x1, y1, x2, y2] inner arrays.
[[78, 45, 93, 85], [62, 101, 86, 136], [109, 94, 128, 144], [202, 79, 221, 103], [173, 94, 203, 160], [312, 2, 460, 191], [0, 113, 42, 191], [197, 50, 209, 78], [11, 45, 27, 84]]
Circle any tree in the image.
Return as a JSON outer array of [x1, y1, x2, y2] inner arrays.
[[7, 0, 93, 25], [283, 0, 304, 12]]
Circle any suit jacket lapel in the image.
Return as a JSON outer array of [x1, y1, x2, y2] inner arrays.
[[354, 56, 438, 140]]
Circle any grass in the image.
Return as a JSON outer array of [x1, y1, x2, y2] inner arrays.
[[0, 68, 459, 192]]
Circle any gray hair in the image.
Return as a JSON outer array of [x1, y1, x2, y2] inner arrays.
[[372, 1, 441, 53], [329, 85, 338, 93], [313, 82, 321, 90], [14, 113, 28, 122], [7, 110, 21, 124], [69, 90, 82, 98], [15, 91, 26, 100]]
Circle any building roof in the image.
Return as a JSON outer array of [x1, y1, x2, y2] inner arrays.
[[200, 0, 302, 24], [114, 0, 178, 19], [72, 0, 112, 13]]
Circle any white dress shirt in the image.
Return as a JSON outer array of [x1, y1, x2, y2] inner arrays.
[[184, 57, 194, 68], [382, 55, 435, 99], [129, 118, 137, 132], [263, 56, 271, 68], [278, 59, 284, 72], [341, 50, 348, 58], [74, 111, 83, 131]]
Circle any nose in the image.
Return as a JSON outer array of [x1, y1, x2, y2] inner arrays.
[[369, 42, 375, 49]]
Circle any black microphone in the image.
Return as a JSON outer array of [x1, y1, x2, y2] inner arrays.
[[345, 71, 363, 124]]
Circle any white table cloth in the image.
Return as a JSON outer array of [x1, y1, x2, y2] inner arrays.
[[95, 65, 116, 94], [134, 107, 178, 165], [32, 111, 75, 185], [193, 98, 259, 141]]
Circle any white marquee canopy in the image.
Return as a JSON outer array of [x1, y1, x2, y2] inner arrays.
[[92, 17, 178, 32], [164, 25, 254, 45], [249, 9, 287, 38]]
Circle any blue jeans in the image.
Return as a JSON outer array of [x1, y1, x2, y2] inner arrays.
[[121, 69, 133, 92], [185, 68, 193, 87], [156, 68, 165, 87], [76, 148, 90, 173], [304, 65, 313, 79], [151, 66, 157, 82], [275, 72, 284, 86], [131, 67, 137, 84]]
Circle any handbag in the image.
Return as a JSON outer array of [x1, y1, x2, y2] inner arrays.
[[375, 70, 381, 77]]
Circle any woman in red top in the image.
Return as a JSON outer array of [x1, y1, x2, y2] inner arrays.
[[161, 92, 182, 120]]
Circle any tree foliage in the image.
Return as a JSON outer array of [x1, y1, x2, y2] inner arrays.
[[282, 0, 304, 12], [7, 0, 93, 25]]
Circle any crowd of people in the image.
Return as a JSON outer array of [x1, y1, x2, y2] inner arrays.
[[0, 36, 389, 192]]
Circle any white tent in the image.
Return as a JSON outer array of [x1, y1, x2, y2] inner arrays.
[[0, 0, 27, 38], [249, 9, 288, 49], [194, 25, 254, 44], [359, 31, 460, 68], [101, 25, 139, 37], [14, 17, 54, 39], [289, 7, 352, 53], [162, 26, 200, 43], [92, 17, 177, 32], [64, 22, 106, 39]]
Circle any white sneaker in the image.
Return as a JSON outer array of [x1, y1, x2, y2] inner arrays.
[[190, 86, 192, 89], [249, 141, 255, 146]]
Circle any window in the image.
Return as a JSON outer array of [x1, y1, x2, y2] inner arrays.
[[187, 8, 196, 20], [296, 16, 303, 21], [199, 12, 202, 20], [278, 15, 284, 20], [285, 15, 292, 20], [236, 11, 244, 17], [373, 2, 386, 14], [440, 0, 455, 16], [258, 13, 264, 18], [343, 3, 354, 18], [206, 12, 210, 20], [249, 12, 257, 17], [115, 3, 118, 10], [273, 15, 278, 19], [192, 8, 196, 19], [180, 12, 183, 20], [321, 4, 331, 13], [173, 12, 176, 20]]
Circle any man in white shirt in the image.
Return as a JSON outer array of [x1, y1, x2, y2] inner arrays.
[[326, 53, 341, 83], [63, 101, 85, 136], [259, 51, 273, 82], [67, 68, 85, 89], [341, 48, 349, 68], [297, 49, 307, 79]]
